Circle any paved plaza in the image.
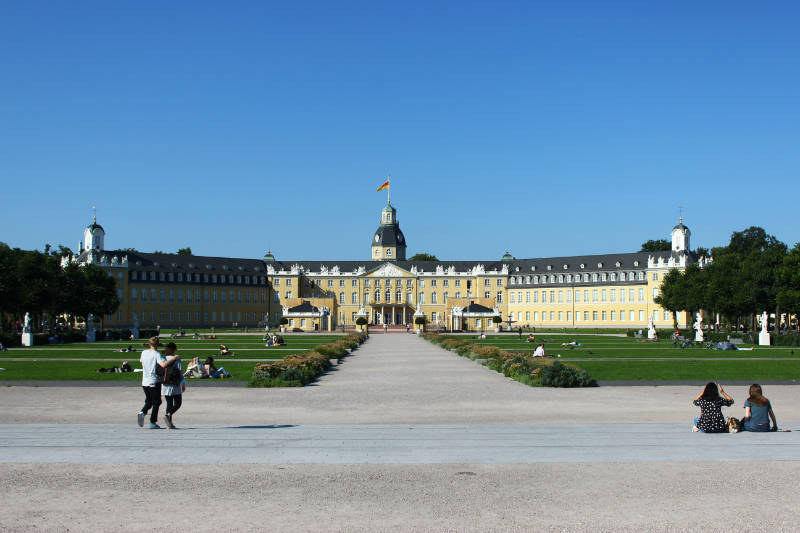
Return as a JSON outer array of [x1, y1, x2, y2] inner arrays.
[[1, 334, 799, 532]]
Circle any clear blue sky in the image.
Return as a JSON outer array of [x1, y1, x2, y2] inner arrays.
[[2, 1, 799, 260]]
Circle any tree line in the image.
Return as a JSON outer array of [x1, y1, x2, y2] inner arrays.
[[0, 243, 120, 333], [655, 227, 800, 332]]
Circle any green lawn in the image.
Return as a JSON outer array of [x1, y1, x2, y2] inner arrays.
[[0, 334, 345, 381], [461, 334, 800, 381], [577, 360, 800, 381], [472, 335, 798, 359]]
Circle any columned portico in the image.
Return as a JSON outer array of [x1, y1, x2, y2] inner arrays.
[[372, 305, 412, 325]]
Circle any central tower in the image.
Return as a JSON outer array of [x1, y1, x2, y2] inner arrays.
[[371, 202, 406, 261]]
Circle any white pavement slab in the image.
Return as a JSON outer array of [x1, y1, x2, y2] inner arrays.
[[2, 423, 799, 464]]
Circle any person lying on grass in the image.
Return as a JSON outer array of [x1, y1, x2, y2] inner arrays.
[[218, 344, 235, 356]]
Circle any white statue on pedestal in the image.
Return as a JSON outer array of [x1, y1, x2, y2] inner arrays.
[[21, 312, 34, 347], [647, 319, 656, 339], [86, 314, 96, 343], [131, 315, 140, 340], [759, 311, 771, 346], [694, 312, 704, 342]]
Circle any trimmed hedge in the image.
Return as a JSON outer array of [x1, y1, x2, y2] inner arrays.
[[249, 332, 367, 387], [422, 333, 595, 388]]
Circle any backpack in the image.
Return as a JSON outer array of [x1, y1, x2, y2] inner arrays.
[[163, 362, 182, 386]]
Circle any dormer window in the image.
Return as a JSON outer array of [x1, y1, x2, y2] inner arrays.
[[597, 262, 603, 268], [615, 261, 621, 267], [633, 261, 639, 267], [563, 264, 568, 270], [531, 266, 536, 271], [580, 263, 585, 269], [547, 265, 552, 271]]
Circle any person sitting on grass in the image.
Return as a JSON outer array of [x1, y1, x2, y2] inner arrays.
[[533, 343, 546, 357], [203, 356, 231, 379], [741, 384, 778, 432], [219, 344, 234, 356], [274, 335, 285, 346], [526, 334, 536, 343], [692, 382, 734, 433]]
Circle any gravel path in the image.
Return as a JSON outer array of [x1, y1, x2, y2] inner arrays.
[[1, 333, 799, 532]]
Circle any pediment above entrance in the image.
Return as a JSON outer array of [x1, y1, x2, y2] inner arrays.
[[365, 262, 413, 278]]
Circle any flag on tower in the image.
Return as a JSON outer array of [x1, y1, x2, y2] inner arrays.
[[376, 179, 389, 192]]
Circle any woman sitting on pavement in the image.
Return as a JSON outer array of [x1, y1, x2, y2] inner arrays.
[[203, 356, 231, 379], [692, 382, 734, 433], [741, 384, 778, 432]]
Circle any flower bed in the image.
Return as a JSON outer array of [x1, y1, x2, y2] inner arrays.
[[422, 333, 595, 388], [249, 332, 367, 387]]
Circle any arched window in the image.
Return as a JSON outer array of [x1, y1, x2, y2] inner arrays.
[[385, 289, 391, 302], [374, 290, 381, 303], [396, 290, 402, 302]]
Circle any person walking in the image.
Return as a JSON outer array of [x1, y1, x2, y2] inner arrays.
[[161, 342, 184, 429], [137, 336, 178, 429]]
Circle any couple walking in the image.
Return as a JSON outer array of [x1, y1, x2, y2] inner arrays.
[[138, 336, 185, 429]]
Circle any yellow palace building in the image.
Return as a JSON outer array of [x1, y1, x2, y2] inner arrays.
[[73, 201, 698, 332]]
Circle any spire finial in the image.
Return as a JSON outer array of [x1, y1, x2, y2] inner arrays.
[[678, 205, 683, 224], [92, 205, 97, 224]]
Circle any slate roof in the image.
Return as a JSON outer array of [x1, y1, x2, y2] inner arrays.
[[123, 251, 266, 273], [462, 302, 496, 314], [372, 225, 406, 247], [287, 301, 319, 313]]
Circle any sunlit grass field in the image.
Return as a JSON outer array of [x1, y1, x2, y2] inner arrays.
[[0, 334, 344, 382], [468, 334, 800, 381]]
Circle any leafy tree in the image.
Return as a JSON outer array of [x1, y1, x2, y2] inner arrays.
[[639, 239, 671, 252], [693, 247, 710, 258], [777, 243, 800, 330], [409, 253, 439, 261], [152, 250, 165, 255], [119, 248, 139, 253], [81, 263, 120, 329], [177, 247, 192, 256]]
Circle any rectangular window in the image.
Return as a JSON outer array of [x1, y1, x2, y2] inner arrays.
[[558, 311, 563, 321], [619, 289, 625, 303], [431, 292, 438, 304], [592, 311, 598, 321], [592, 290, 598, 302], [339, 292, 345, 304], [639, 310, 645, 321], [558, 290, 564, 303], [630, 310, 635, 322], [664, 310, 670, 321], [652, 273, 659, 281], [541, 291, 547, 304], [496, 292, 502, 303], [574, 290, 579, 303], [534, 311, 539, 322], [611, 311, 616, 321], [475, 319, 481, 329], [525, 311, 530, 321], [602, 311, 607, 321], [584, 290, 589, 302], [301, 318, 307, 328], [455, 280, 461, 287], [549, 311, 555, 321], [431, 279, 437, 287], [510, 292, 516, 304], [286, 279, 292, 286], [419, 280, 425, 288], [601, 289, 607, 302], [497, 279, 503, 287], [525, 291, 530, 303], [566, 290, 572, 303], [352, 279, 358, 287], [352, 292, 358, 304], [610, 289, 616, 302], [653, 288, 659, 300], [484, 291, 490, 299], [419, 292, 425, 304], [584, 311, 589, 321], [638, 288, 644, 302], [567, 311, 571, 322], [131, 288, 138, 300]]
